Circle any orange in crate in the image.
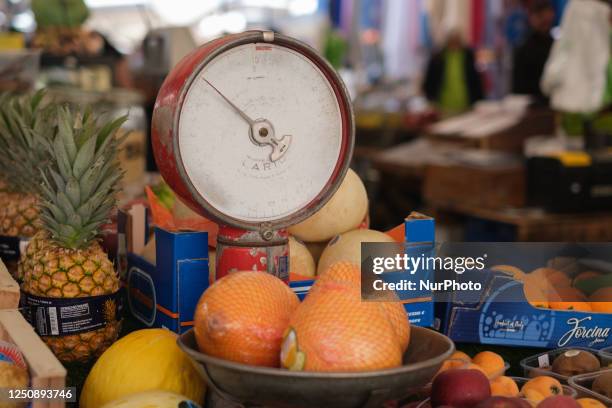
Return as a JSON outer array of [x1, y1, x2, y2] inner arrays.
[[521, 376, 563, 403], [193, 271, 299, 367], [281, 283, 402, 372], [472, 351, 505, 379], [589, 287, 612, 313]]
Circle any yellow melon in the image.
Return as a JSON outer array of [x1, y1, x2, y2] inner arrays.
[[289, 236, 316, 277], [288, 169, 368, 242], [100, 391, 201, 408], [80, 329, 205, 408], [317, 229, 395, 275]]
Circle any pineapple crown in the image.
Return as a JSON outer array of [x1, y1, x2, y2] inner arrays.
[[39, 106, 127, 249], [0, 90, 56, 194]]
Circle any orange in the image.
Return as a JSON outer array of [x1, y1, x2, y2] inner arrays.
[[314, 262, 411, 352], [523, 276, 549, 309], [465, 362, 488, 376], [576, 398, 607, 408], [573, 271, 602, 287], [436, 352, 471, 376], [281, 284, 402, 372], [521, 376, 563, 403], [491, 265, 526, 281], [549, 301, 593, 312], [490, 376, 520, 397], [472, 351, 506, 379], [589, 287, 612, 313], [193, 271, 299, 367], [548, 286, 588, 302], [531, 268, 572, 288]]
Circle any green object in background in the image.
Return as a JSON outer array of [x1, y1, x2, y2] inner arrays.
[[32, 0, 90, 28], [151, 182, 175, 211], [324, 30, 348, 70], [439, 50, 469, 115]]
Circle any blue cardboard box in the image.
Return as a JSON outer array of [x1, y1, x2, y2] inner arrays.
[[438, 270, 612, 349], [292, 213, 436, 327], [118, 208, 210, 334]]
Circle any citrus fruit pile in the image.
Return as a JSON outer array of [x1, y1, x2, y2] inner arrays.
[[492, 266, 612, 313], [193, 262, 410, 372]]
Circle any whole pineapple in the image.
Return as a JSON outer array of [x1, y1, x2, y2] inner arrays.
[[20, 106, 126, 363], [0, 91, 54, 240]]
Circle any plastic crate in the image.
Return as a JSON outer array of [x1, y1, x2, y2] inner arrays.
[[520, 347, 605, 383], [568, 369, 612, 406]]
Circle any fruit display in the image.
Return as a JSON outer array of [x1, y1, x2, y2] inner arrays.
[[437, 350, 508, 380], [492, 264, 612, 313], [80, 329, 205, 408], [0, 91, 54, 247], [194, 271, 300, 367], [18, 106, 126, 362]]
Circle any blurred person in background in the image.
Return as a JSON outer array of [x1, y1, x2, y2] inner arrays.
[[423, 30, 483, 116], [512, 0, 555, 103]]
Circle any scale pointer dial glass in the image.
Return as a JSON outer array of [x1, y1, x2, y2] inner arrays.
[[177, 43, 343, 224]]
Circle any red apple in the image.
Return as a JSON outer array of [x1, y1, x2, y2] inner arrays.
[[431, 369, 491, 408], [475, 396, 531, 408], [536, 396, 580, 408]]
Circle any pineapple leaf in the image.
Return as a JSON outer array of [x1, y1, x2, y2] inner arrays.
[[72, 133, 97, 179], [57, 108, 77, 162], [65, 178, 81, 208]]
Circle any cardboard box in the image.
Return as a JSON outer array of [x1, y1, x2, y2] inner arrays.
[[0, 309, 67, 408], [438, 266, 612, 349], [118, 206, 210, 334], [0, 259, 19, 309]]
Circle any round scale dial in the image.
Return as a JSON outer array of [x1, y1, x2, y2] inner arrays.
[[153, 32, 354, 231]]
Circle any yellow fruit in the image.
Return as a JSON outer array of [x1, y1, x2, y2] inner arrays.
[[194, 271, 299, 367], [473, 351, 505, 379], [289, 169, 368, 242], [80, 329, 205, 408], [289, 236, 316, 277], [576, 398, 607, 408], [100, 391, 201, 408], [520, 376, 563, 403], [490, 376, 520, 397], [317, 229, 395, 275], [281, 284, 402, 372]]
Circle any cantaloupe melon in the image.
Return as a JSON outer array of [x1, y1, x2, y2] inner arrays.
[[289, 236, 316, 277], [100, 391, 201, 408], [288, 169, 368, 242], [317, 229, 395, 275]]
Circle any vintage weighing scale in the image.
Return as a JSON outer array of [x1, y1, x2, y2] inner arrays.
[[153, 31, 453, 408], [151, 31, 353, 280]]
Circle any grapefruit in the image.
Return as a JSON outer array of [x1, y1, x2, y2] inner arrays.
[[589, 287, 612, 313], [194, 271, 299, 367], [281, 284, 402, 372], [317, 229, 395, 275], [289, 236, 316, 277], [288, 169, 368, 242], [313, 262, 410, 351]]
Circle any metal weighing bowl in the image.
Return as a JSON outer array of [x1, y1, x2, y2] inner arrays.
[[178, 326, 454, 408]]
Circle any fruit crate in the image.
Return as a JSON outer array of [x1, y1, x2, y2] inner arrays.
[[0, 309, 67, 408], [0, 259, 19, 309], [520, 347, 605, 383], [568, 369, 612, 406]]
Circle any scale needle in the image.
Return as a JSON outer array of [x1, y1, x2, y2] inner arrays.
[[203, 78, 255, 126]]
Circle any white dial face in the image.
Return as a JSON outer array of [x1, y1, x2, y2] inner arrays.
[[178, 42, 343, 223]]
